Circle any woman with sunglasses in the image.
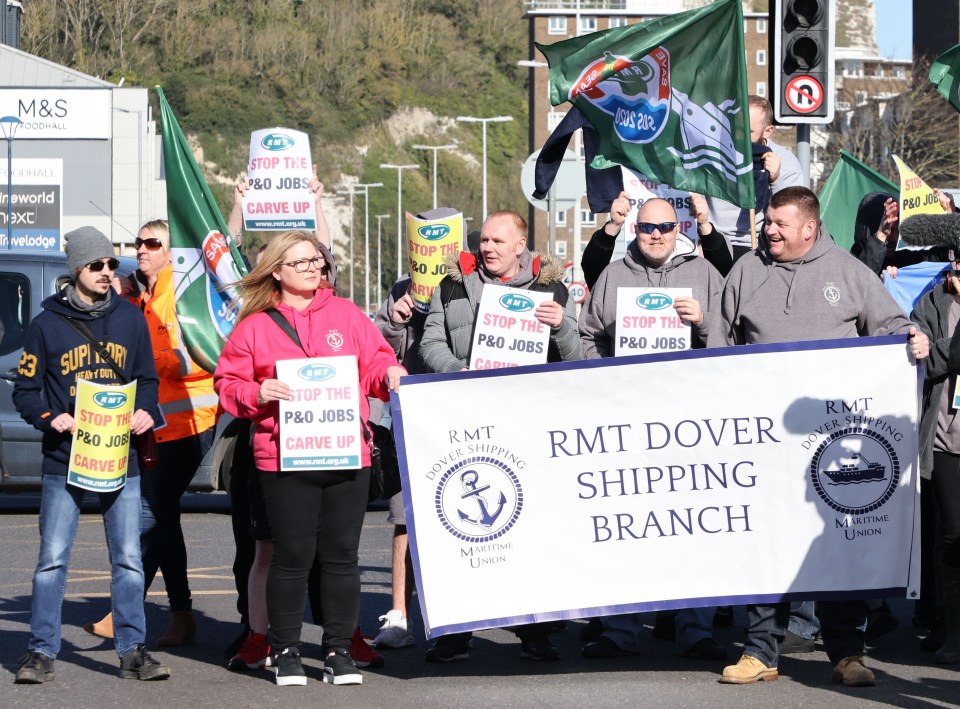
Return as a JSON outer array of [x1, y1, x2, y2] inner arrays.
[[85, 220, 219, 647], [214, 230, 403, 686]]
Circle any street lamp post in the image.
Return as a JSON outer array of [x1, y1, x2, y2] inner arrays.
[[335, 188, 356, 303], [456, 115, 512, 222], [410, 143, 456, 209], [375, 213, 391, 304], [1, 115, 23, 250], [379, 163, 420, 280], [338, 183, 381, 310]]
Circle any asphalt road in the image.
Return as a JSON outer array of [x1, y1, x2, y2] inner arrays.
[[1, 492, 958, 708]]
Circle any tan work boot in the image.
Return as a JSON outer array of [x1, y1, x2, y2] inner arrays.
[[156, 611, 197, 647], [719, 655, 778, 684], [83, 612, 114, 640], [831, 656, 875, 687]]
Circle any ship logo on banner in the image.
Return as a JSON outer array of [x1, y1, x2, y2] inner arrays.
[[810, 427, 900, 516], [435, 457, 523, 544]]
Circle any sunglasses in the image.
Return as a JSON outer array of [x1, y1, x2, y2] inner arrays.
[[86, 258, 120, 272], [135, 237, 164, 251], [634, 222, 678, 235], [282, 256, 325, 273]]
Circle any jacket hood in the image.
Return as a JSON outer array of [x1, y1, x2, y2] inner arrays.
[[851, 191, 895, 258], [274, 285, 335, 316], [444, 250, 566, 286], [41, 287, 121, 321], [623, 234, 698, 275]]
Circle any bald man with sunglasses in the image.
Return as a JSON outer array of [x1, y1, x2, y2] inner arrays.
[[579, 197, 724, 360]]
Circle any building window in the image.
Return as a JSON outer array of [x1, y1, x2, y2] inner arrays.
[[555, 240, 567, 258], [548, 16, 567, 35], [756, 50, 766, 66], [0, 272, 31, 356], [609, 17, 627, 29], [581, 209, 596, 225], [547, 111, 566, 132], [578, 16, 597, 34], [895, 67, 906, 78], [756, 81, 766, 97], [555, 209, 567, 226], [757, 18, 766, 34]]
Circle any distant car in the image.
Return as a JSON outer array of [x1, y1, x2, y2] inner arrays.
[[0, 250, 229, 492]]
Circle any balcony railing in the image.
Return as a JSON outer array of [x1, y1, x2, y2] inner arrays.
[[526, 1, 627, 10]]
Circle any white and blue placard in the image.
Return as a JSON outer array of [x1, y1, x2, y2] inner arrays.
[[277, 355, 361, 471], [391, 336, 922, 639], [243, 127, 317, 231], [614, 287, 692, 356], [468, 285, 553, 370]]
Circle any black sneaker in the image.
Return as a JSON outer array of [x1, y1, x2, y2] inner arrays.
[[424, 633, 472, 662], [119, 645, 171, 681], [272, 647, 307, 686], [780, 630, 815, 654], [520, 637, 560, 661], [323, 647, 362, 685], [14, 651, 54, 684]]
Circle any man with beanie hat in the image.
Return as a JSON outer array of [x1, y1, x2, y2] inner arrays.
[[12, 227, 171, 683]]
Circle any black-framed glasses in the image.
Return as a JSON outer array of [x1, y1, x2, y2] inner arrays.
[[282, 256, 324, 273], [86, 258, 120, 272], [135, 237, 164, 251], [634, 222, 678, 235]]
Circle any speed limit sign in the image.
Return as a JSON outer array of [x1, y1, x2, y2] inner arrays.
[[568, 281, 588, 304]]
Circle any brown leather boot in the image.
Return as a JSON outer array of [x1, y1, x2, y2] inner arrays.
[[156, 611, 197, 647], [83, 612, 114, 639]]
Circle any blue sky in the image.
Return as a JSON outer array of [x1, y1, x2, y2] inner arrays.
[[874, 0, 912, 59]]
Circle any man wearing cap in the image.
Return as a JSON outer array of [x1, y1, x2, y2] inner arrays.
[[717, 187, 930, 688], [12, 227, 170, 684]]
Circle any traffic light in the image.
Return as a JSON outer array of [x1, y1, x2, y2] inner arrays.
[[772, 0, 835, 124]]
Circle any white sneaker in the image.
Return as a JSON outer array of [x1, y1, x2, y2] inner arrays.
[[373, 610, 415, 648]]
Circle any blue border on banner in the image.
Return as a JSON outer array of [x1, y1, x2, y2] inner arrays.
[[390, 334, 920, 638]]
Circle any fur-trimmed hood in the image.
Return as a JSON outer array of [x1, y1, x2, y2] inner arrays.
[[443, 250, 565, 286]]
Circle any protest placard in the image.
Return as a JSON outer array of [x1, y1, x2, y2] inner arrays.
[[242, 128, 316, 231], [614, 287, 692, 356], [392, 336, 921, 638], [894, 155, 944, 254], [468, 285, 553, 370], [408, 211, 463, 313], [276, 356, 361, 471], [68, 380, 137, 492]]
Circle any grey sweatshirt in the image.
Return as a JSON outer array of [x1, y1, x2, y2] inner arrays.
[[579, 239, 723, 359], [719, 227, 914, 346]]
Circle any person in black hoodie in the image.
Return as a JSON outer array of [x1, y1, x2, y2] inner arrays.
[[12, 227, 167, 684]]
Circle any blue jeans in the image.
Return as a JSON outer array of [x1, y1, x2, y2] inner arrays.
[[746, 600, 865, 666], [30, 474, 146, 658], [140, 429, 213, 611], [788, 601, 820, 640], [602, 606, 716, 653]]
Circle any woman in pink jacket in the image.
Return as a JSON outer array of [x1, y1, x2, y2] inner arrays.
[[215, 230, 403, 687]]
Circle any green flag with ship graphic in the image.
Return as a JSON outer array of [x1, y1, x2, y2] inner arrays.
[[155, 86, 247, 374], [536, 0, 754, 209]]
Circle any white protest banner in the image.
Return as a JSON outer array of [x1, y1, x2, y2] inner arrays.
[[614, 287, 692, 356], [68, 380, 137, 492], [469, 285, 553, 370], [277, 356, 361, 471], [392, 337, 921, 638], [242, 128, 316, 231]]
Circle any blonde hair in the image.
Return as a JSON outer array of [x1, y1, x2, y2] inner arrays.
[[232, 230, 332, 323], [139, 219, 170, 252]]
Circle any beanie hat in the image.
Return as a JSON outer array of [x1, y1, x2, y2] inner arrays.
[[64, 226, 115, 273]]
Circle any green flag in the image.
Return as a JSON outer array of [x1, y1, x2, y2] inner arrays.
[[536, 0, 753, 208], [817, 150, 898, 251], [155, 87, 247, 374], [930, 43, 960, 112]]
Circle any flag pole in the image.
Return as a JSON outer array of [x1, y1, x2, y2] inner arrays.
[[750, 208, 757, 250]]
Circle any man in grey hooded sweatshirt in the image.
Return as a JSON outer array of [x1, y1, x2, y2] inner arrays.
[[718, 186, 930, 688]]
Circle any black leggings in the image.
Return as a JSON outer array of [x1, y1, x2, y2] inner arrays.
[[259, 467, 370, 651], [933, 452, 960, 569]]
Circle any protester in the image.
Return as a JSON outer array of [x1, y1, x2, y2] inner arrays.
[[577, 197, 725, 661], [215, 230, 403, 686], [717, 186, 930, 687], [13, 227, 169, 683], [85, 219, 219, 647], [419, 210, 581, 661]]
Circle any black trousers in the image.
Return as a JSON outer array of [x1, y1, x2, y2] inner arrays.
[[260, 467, 370, 651], [933, 451, 960, 568]]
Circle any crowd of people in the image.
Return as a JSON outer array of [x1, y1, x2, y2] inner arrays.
[[10, 95, 959, 691]]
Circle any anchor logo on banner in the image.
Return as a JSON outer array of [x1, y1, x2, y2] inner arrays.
[[457, 470, 507, 529], [435, 456, 524, 544]]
